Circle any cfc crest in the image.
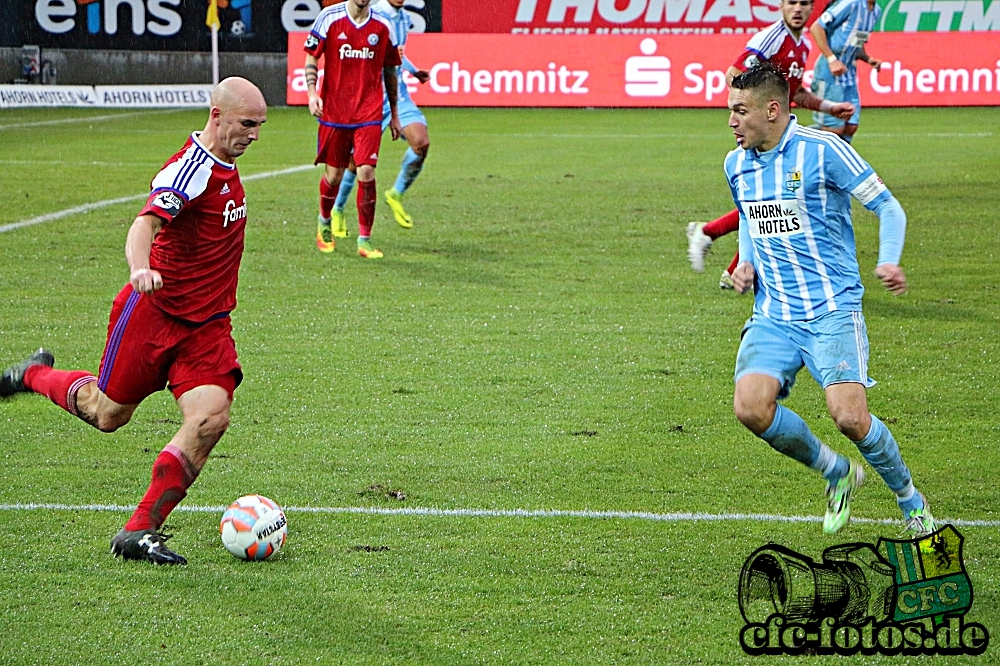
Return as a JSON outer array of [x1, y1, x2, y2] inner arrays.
[[368, 33, 379, 46], [785, 170, 802, 192], [878, 525, 973, 625]]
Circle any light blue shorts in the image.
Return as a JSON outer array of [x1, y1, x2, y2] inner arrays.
[[810, 58, 861, 128], [735, 310, 875, 400], [382, 97, 427, 133]]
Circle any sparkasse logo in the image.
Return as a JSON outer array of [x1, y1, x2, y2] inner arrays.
[[35, 0, 183, 37]]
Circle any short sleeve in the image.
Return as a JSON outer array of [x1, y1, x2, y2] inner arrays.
[[140, 189, 185, 223], [820, 0, 855, 30], [732, 49, 762, 73], [139, 150, 214, 224], [304, 10, 331, 56]]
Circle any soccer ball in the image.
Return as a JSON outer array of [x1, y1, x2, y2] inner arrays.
[[219, 494, 288, 561]]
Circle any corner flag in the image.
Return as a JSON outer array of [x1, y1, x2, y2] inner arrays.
[[206, 0, 221, 31]]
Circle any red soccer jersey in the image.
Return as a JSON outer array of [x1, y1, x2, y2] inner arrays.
[[304, 4, 401, 127], [732, 20, 811, 104], [138, 133, 247, 324]]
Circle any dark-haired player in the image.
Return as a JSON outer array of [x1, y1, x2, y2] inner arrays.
[[306, 0, 402, 259], [687, 0, 854, 289], [724, 62, 934, 536], [0, 77, 267, 564]]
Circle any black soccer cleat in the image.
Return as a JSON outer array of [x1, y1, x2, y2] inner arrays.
[[111, 528, 188, 565], [0, 348, 55, 398]]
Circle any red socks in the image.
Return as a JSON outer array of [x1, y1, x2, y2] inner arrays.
[[703, 209, 740, 239], [23, 366, 96, 417], [319, 177, 337, 218], [124, 444, 199, 531], [727, 252, 740, 275], [358, 179, 376, 238]]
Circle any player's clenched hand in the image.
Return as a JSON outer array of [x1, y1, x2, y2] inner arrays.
[[829, 58, 848, 77], [875, 264, 907, 295], [307, 92, 323, 118], [732, 262, 756, 295], [414, 70, 430, 84], [831, 102, 855, 120], [130, 268, 163, 293], [868, 58, 883, 71], [389, 114, 403, 141]]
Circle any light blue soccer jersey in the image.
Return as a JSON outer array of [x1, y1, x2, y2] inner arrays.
[[819, 0, 881, 86], [373, 0, 418, 106], [727, 117, 895, 322]]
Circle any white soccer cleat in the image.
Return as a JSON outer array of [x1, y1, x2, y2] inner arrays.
[[686, 222, 713, 272], [719, 270, 734, 290]]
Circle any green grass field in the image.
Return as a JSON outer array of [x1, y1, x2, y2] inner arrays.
[[0, 105, 998, 665]]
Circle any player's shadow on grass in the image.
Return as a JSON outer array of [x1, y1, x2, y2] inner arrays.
[[389, 239, 511, 287]]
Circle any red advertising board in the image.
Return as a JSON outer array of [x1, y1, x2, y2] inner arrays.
[[287, 32, 1000, 108], [441, 0, 797, 34]]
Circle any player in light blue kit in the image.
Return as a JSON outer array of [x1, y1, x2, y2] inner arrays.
[[809, 0, 884, 143], [330, 0, 430, 237], [724, 63, 935, 537]]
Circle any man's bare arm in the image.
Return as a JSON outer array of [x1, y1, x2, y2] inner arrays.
[[126, 214, 164, 293]]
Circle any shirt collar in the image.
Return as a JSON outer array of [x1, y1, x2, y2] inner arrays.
[[750, 114, 799, 160]]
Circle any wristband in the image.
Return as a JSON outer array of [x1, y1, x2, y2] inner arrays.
[[826, 54, 839, 64], [819, 99, 835, 113]]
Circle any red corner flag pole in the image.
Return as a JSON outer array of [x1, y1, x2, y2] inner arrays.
[[206, 0, 220, 86]]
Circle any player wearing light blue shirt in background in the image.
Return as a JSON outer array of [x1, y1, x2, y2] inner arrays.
[[332, 0, 431, 237], [809, 0, 884, 143], [724, 63, 935, 537]]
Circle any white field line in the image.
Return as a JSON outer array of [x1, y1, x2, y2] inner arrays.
[[437, 131, 994, 139], [0, 164, 317, 234], [0, 109, 186, 131], [1, 502, 998, 527]]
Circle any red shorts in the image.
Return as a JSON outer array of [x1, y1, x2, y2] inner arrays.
[[315, 122, 383, 168], [97, 285, 242, 405]]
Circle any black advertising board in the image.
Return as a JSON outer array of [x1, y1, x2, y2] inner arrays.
[[1, 0, 441, 52]]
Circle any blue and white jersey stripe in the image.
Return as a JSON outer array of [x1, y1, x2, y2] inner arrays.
[[819, 0, 881, 86], [373, 0, 416, 105], [149, 132, 228, 201], [727, 117, 894, 322]]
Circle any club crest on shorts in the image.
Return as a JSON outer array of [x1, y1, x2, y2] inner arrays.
[[368, 33, 379, 46]]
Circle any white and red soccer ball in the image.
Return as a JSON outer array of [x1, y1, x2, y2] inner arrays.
[[219, 494, 287, 561]]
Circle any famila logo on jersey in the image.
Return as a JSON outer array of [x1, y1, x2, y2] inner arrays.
[[223, 198, 246, 227], [737, 525, 989, 656], [339, 44, 376, 60]]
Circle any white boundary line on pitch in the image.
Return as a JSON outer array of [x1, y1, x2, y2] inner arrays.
[[438, 131, 994, 139], [0, 109, 186, 131], [1, 503, 998, 528], [0, 164, 318, 235]]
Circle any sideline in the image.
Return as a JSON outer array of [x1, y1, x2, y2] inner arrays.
[[0, 108, 187, 131], [0, 502, 996, 527], [0, 164, 318, 234]]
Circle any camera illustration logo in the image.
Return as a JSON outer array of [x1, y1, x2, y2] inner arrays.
[[738, 525, 989, 656]]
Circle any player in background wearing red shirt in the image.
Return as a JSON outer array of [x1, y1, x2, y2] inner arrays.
[[0, 77, 267, 565], [686, 0, 854, 289], [306, 0, 402, 259]]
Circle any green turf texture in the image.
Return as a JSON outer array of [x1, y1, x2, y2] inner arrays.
[[0, 105, 998, 665]]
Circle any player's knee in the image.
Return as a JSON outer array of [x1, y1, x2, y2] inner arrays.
[[413, 140, 429, 158], [93, 410, 132, 433], [832, 410, 869, 442], [733, 392, 771, 435], [196, 409, 230, 442]]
